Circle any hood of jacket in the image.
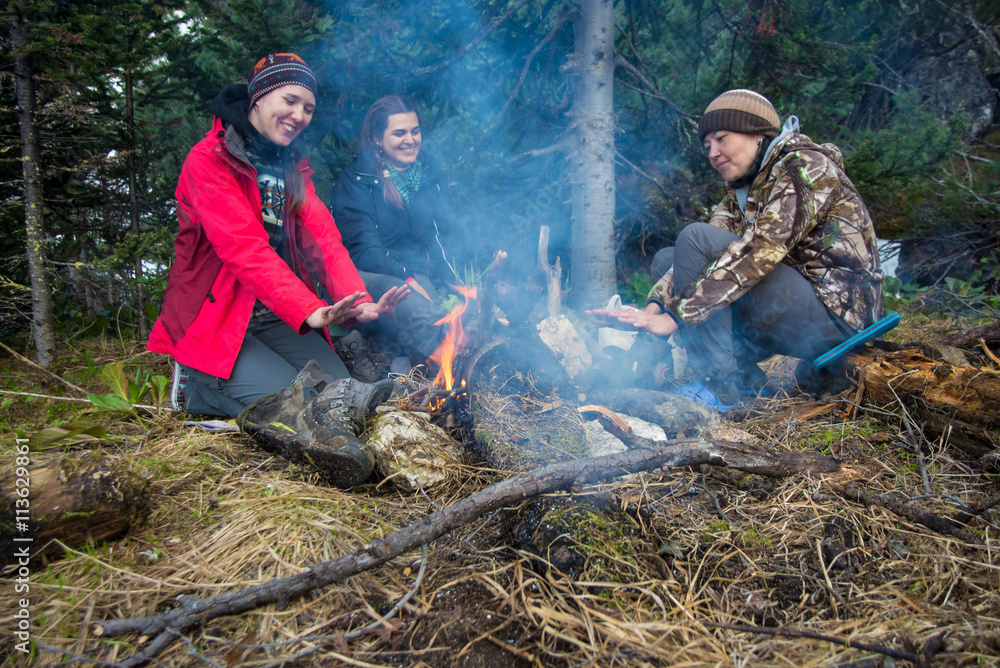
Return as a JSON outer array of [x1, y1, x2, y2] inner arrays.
[[208, 84, 304, 161]]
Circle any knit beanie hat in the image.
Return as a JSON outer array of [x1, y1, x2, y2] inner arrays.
[[247, 53, 317, 106], [697, 89, 781, 141]]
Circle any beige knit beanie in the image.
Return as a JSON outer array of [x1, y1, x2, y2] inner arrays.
[[697, 89, 781, 141]]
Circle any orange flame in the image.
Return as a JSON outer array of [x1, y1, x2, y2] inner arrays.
[[428, 286, 478, 390]]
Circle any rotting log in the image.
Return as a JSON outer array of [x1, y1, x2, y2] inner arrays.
[[854, 348, 1000, 457], [0, 451, 151, 565], [92, 436, 858, 666], [931, 321, 1000, 350]]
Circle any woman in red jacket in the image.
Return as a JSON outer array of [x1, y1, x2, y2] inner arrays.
[[148, 54, 407, 419]]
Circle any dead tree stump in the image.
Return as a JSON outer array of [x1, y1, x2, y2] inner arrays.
[[0, 451, 151, 564]]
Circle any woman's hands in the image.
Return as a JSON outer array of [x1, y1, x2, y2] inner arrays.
[[305, 291, 367, 329], [306, 285, 412, 330], [355, 284, 410, 322], [585, 303, 679, 337]]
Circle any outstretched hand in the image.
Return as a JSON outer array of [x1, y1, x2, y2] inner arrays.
[[305, 291, 367, 329], [355, 285, 410, 323], [585, 306, 679, 337]]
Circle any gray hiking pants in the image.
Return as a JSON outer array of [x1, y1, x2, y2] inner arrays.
[[358, 271, 447, 363], [652, 223, 851, 381], [181, 310, 349, 417]]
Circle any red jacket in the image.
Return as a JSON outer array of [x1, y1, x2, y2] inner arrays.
[[148, 117, 371, 379]]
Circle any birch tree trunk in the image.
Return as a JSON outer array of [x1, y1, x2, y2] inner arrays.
[[567, 0, 617, 309], [11, 4, 57, 367]]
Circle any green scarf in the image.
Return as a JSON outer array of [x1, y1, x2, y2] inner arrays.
[[386, 158, 422, 208]]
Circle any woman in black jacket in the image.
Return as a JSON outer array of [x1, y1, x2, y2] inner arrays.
[[331, 96, 464, 364]]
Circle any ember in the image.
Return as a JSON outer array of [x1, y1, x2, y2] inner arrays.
[[428, 285, 478, 391]]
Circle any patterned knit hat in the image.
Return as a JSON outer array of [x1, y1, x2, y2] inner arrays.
[[697, 89, 781, 141], [247, 53, 317, 106]]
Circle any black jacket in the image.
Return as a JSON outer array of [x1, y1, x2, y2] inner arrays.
[[330, 151, 463, 281]]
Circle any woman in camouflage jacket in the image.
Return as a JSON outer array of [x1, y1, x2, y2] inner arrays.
[[588, 89, 883, 407]]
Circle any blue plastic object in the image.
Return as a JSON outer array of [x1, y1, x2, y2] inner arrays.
[[674, 381, 741, 412], [812, 312, 901, 370]]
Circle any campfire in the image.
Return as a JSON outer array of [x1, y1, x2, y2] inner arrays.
[[428, 285, 477, 391], [409, 285, 478, 416]]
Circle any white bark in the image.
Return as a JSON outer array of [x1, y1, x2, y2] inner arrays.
[[567, 0, 617, 309]]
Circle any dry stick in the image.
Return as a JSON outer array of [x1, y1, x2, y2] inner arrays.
[[94, 437, 843, 665], [704, 622, 946, 667], [837, 482, 985, 546], [952, 493, 1000, 525], [0, 389, 168, 413], [0, 340, 88, 396]]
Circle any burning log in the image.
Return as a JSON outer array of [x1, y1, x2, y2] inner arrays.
[[464, 336, 585, 471]]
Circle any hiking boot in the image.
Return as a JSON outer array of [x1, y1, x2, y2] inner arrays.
[[242, 360, 336, 428], [334, 330, 383, 383], [297, 377, 395, 442], [237, 418, 375, 489], [738, 362, 771, 396], [237, 363, 379, 488]]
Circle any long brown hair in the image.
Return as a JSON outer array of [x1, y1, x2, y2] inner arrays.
[[360, 95, 420, 210], [283, 143, 306, 216]]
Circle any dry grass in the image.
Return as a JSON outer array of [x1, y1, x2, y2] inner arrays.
[[1, 326, 998, 667]]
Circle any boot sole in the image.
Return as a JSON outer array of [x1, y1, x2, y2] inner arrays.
[[241, 422, 374, 488]]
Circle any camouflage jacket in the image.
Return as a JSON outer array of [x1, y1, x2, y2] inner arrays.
[[647, 132, 883, 332]]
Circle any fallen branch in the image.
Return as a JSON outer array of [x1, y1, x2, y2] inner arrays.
[[0, 340, 88, 396], [704, 622, 944, 668], [0, 389, 168, 413], [93, 436, 851, 665], [835, 481, 985, 546]]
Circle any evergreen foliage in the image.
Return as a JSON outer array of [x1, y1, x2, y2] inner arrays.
[[1, 0, 997, 343]]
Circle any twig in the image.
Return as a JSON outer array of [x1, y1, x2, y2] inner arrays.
[[0, 340, 88, 396], [343, 542, 429, 641], [699, 471, 727, 521], [980, 338, 1000, 367], [952, 493, 1000, 525], [814, 538, 840, 618], [836, 482, 985, 546], [0, 389, 169, 413], [704, 622, 941, 667]]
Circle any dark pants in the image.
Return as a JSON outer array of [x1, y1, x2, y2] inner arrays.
[[359, 271, 447, 363], [181, 311, 349, 417], [653, 223, 850, 381]]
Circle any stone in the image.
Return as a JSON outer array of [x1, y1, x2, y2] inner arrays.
[[367, 410, 466, 492]]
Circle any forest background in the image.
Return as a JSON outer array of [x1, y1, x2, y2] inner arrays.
[[3, 0, 999, 364]]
